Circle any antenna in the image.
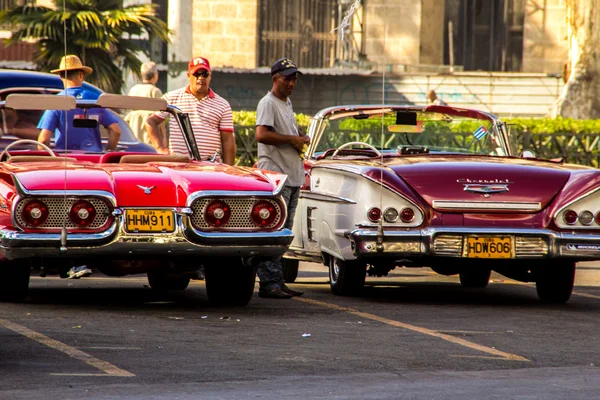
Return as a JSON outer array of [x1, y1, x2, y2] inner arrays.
[[375, 22, 388, 253]]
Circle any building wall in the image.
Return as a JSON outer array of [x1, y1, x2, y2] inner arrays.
[[522, 0, 568, 74], [363, 0, 423, 72], [418, 0, 445, 65], [192, 0, 258, 69]]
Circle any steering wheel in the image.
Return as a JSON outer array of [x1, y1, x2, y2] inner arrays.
[[0, 139, 57, 161], [331, 141, 382, 159]]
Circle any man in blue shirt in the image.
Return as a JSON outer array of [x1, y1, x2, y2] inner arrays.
[[37, 55, 121, 152]]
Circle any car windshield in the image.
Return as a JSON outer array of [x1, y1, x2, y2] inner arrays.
[[314, 109, 506, 158], [0, 94, 173, 156]]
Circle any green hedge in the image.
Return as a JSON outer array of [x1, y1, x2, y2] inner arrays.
[[233, 110, 600, 134]]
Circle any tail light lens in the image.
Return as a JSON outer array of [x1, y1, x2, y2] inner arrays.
[[579, 210, 594, 226], [205, 200, 231, 227], [400, 207, 415, 223], [251, 200, 278, 228], [368, 207, 381, 222], [22, 200, 49, 227], [564, 209, 578, 225], [69, 200, 97, 227]]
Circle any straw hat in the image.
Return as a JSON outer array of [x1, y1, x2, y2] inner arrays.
[[50, 55, 93, 76]]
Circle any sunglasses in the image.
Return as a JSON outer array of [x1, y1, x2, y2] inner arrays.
[[193, 71, 210, 78]]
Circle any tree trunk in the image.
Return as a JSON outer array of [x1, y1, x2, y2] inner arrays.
[[553, 0, 600, 119]]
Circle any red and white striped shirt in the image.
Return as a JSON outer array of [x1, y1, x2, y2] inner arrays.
[[154, 87, 233, 162]]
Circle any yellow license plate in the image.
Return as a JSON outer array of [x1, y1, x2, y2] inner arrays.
[[465, 236, 512, 259], [125, 209, 175, 233]]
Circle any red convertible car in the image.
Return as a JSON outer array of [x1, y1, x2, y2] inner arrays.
[[283, 104, 600, 303], [0, 94, 293, 305]]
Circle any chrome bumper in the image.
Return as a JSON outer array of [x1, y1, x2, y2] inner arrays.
[[0, 215, 294, 260], [346, 226, 600, 260]]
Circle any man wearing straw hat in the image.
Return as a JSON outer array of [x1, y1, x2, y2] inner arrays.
[[37, 55, 122, 279], [37, 54, 122, 154]]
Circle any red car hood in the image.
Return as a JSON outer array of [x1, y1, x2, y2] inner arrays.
[[386, 157, 572, 209], [10, 162, 282, 207]]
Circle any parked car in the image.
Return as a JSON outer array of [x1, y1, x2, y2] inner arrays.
[[0, 69, 156, 153], [283, 103, 600, 303], [0, 93, 293, 305]]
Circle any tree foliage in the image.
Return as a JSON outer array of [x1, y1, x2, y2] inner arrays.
[[554, 0, 600, 119], [0, 0, 170, 93]]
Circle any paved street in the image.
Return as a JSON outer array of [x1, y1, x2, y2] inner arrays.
[[1, 261, 600, 399]]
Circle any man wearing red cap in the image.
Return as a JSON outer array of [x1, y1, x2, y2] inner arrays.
[[145, 56, 236, 164]]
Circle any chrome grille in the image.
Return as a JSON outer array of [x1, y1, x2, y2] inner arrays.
[[16, 197, 111, 229], [191, 198, 282, 230], [515, 236, 548, 257], [433, 235, 463, 257]]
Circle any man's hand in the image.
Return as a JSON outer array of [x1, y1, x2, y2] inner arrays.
[[291, 135, 310, 153]]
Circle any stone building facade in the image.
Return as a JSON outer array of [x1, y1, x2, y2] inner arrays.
[[165, 0, 567, 85]]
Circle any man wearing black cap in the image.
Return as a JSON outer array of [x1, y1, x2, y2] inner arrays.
[[255, 58, 310, 299]]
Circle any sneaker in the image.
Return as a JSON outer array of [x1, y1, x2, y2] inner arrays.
[[281, 284, 304, 297], [67, 265, 92, 279], [258, 288, 293, 299]]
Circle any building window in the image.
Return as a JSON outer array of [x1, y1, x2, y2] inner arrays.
[[258, 0, 339, 68]]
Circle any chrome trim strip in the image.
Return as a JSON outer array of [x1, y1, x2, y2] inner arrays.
[[300, 191, 356, 204], [432, 200, 541, 211]]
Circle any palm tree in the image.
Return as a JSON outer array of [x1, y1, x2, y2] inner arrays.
[[0, 0, 170, 93]]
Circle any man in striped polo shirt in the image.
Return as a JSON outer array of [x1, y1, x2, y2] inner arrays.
[[145, 56, 236, 164]]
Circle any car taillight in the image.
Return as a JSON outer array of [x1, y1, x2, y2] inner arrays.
[[21, 200, 49, 227], [251, 200, 278, 228], [69, 200, 97, 227], [205, 200, 231, 227], [579, 210, 594, 226], [368, 207, 381, 222], [383, 207, 399, 222], [564, 209, 578, 225], [400, 207, 415, 223]]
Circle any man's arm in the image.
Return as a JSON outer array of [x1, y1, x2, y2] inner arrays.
[[256, 125, 309, 153], [105, 122, 121, 151], [38, 129, 53, 148], [220, 130, 236, 165], [145, 114, 169, 154]]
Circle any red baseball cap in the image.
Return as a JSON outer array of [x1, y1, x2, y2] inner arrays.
[[188, 57, 211, 75]]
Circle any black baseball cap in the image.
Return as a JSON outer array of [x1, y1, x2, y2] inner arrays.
[[271, 58, 303, 76]]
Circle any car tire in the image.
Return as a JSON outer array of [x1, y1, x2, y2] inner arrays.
[[535, 261, 575, 304], [0, 261, 30, 302], [329, 256, 366, 296], [204, 259, 256, 306], [459, 269, 491, 288], [147, 271, 190, 291], [282, 258, 299, 283]]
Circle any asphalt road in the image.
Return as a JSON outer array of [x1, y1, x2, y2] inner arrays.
[[1, 261, 600, 399]]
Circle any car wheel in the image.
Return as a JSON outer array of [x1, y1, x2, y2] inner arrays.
[[282, 258, 299, 283], [459, 269, 491, 288], [204, 259, 256, 306], [147, 271, 190, 291], [0, 261, 30, 302], [535, 261, 575, 304], [328, 256, 366, 296]]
